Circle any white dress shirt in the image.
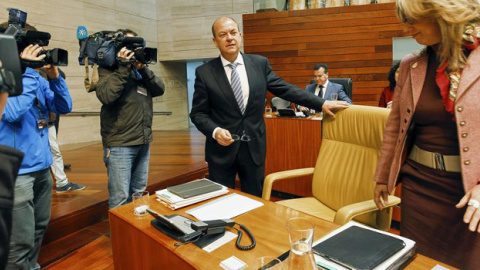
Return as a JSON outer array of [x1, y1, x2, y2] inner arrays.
[[212, 54, 251, 139]]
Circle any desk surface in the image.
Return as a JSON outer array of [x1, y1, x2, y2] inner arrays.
[[109, 190, 458, 270]]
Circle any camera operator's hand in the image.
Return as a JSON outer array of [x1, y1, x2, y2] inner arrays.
[[117, 47, 134, 68], [40, 64, 60, 80], [133, 61, 145, 70], [20, 45, 46, 62]]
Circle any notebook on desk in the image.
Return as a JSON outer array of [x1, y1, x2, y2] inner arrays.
[[313, 224, 408, 270], [167, 178, 223, 199]]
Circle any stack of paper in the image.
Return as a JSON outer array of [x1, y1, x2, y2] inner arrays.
[[156, 179, 229, 210]]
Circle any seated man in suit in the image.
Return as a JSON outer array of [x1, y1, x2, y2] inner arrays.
[[299, 63, 352, 112]]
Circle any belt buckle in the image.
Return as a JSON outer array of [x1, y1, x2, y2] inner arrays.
[[434, 152, 446, 171]]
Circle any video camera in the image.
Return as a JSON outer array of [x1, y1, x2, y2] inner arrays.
[[0, 8, 68, 67], [78, 29, 157, 68], [0, 34, 23, 96]]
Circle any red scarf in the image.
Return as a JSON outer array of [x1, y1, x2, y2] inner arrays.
[[435, 24, 480, 115]]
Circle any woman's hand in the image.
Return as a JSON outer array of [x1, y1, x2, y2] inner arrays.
[[374, 183, 389, 210], [456, 184, 480, 233]]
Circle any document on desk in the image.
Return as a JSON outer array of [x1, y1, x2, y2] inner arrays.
[[186, 193, 264, 220], [203, 231, 237, 253]]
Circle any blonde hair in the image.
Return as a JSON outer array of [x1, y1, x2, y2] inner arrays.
[[396, 0, 480, 71]]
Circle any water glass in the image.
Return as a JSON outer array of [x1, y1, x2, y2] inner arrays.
[[265, 107, 273, 118], [330, 93, 338, 101], [132, 191, 149, 216], [286, 217, 316, 270], [253, 256, 284, 270]]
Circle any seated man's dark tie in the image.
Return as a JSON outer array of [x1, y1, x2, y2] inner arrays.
[[318, 85, 324, 98]]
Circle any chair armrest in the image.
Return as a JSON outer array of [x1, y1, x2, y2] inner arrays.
[[333, 196, 401, 226], [262, 168, 315, 200]]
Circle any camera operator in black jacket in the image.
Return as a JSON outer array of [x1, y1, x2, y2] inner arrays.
[[93, 29, 165, 210]]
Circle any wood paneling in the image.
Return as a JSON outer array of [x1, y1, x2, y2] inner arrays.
[[265, 116, 322, 196], [242, 3, 406, 105]]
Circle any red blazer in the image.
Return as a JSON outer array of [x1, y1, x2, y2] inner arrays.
[[378, 86, 394, 108], [374, 49, 480, 194]]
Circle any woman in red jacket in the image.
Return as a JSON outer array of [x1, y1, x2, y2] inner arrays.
[[373, 0, 480, 269], [378, 62, 400, 109]]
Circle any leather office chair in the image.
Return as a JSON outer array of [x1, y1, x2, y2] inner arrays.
[[309, 78, 353, 99], [262, 105, 400, 231], [271, 97, 291, 110]]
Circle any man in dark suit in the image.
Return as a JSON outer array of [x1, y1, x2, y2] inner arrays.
[[190, 17, 349, 197], [300, 64, 352, 113]]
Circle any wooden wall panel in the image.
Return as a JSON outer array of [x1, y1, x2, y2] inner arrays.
[[243, 3, 406, 106]]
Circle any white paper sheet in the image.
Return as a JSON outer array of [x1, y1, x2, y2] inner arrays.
[[203, 231, 237, 253], [186, 193, 264, 220]]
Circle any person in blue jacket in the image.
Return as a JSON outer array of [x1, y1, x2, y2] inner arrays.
[[0, 39, 72, 269]]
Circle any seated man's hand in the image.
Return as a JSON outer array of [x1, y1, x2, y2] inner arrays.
[[20, 45, 46, 62], [298, 105, 309, 112], [322, 100, 349, 118], [215, 128, 234, 146]]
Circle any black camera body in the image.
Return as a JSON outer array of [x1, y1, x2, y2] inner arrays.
[[79, 30, 157, 68], [0, 8, 68, 67], [0, 34, 23, 96]]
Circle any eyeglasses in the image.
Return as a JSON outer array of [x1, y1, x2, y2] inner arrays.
[[231, 133, 251, 142]]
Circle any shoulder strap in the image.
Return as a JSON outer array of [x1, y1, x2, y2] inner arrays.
[[83, 56, 99, 93]]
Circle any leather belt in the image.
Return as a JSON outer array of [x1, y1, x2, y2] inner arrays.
[[408, 145, 461, 173]]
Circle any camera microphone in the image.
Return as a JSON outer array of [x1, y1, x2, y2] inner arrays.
[[76, 26, 88, 40]]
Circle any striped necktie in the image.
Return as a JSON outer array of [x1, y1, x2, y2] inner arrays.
[[227, 62, 245, 114]]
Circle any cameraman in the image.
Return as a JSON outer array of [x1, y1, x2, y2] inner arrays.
[[0, 23, 72, 269], [93, 29, 165, 209]]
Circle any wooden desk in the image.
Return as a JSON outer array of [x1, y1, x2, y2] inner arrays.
[[265, 116, 322, 197], [109, 191, 457, 270]]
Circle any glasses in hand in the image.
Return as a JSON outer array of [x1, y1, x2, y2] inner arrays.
[[231, 133, 251, 142]]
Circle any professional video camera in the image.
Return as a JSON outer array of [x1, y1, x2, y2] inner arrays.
[[78, 29, 157, 68], [0, 34, 23, 96], [0, 8, 68, 68]]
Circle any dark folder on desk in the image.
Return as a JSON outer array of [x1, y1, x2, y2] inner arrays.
[[167, 179, 223, 199], [313, 225, 406, 270]]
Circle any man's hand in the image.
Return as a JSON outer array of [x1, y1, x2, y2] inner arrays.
[[20, 44, 46, 62], [40, 64, 59, 80], [117, 47, 134, 68], [215, 128, 234, 146], [322, 100, 349, 118], [133, 61, 145, 70], [298, 105, 309, 112], [373, 183, 389, 210]]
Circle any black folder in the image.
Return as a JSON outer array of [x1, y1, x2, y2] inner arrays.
[[167, 179, 223, 199], [313, 225, 406, 270]]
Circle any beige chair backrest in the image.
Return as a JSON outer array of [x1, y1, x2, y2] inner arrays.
[[311, 105, 390, 227]]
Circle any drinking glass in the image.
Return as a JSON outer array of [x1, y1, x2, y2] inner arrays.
[[286, 217, 316, 270], [253, 256, 284, 270], [265, 107, 273, 118], [330, 93, 338, 101], [132, 191, 149, 216]]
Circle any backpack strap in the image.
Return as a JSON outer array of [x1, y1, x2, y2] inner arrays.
[[84, 56, 99, 93]]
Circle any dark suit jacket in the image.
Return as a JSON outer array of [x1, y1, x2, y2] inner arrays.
[[190, 54, 324, 167], [305, 81, 352, 104]]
